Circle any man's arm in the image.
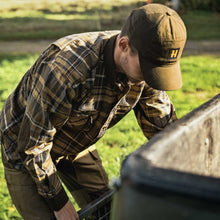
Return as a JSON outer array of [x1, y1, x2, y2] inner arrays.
[[134, 84, 177, 139], [54, 200, 79, 220], [16, 54, 78, 215], [18, 92, 72, 212]]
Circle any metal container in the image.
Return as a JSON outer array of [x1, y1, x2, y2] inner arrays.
[[111, 93, 220, 220]]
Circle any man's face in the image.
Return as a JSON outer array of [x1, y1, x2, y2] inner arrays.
[[120, 49, 144, 83], [116, 37, 144, 83]]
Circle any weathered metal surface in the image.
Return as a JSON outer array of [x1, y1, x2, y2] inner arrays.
[[134, 93, 220, 177], [111, 93, 220, 220]]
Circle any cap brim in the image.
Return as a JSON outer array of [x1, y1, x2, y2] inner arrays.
[[139, 56, 182, 91]]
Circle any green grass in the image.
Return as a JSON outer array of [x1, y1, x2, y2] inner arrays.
[[0, 53, 219, 219], [167, 55, 220, 117], [0, 0, 219, 41], [0, 0, 145, 41]]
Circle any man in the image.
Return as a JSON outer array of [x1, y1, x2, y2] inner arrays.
[[0, 4, 186, 220]]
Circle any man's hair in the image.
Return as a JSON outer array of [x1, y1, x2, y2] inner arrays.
[[120, 21, 138, 55]]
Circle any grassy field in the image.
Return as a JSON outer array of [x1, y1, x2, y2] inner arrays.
[[0, 53, 219, 219], [0, 0, 219, 41], [0, 0, 219, 219]]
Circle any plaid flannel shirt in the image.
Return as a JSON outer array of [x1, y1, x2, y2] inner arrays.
[[0, 31, 177, 210]]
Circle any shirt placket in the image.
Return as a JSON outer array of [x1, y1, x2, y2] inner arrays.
[[97, 83, 130, 138], [97, 81, 145, 138]]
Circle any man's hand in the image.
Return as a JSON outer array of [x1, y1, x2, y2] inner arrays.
[[54, 199, 79, 220]]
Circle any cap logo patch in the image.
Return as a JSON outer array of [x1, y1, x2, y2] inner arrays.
[[168, 48, 180, 59]]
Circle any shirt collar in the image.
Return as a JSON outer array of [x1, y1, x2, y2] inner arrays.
[[103, 34, 129, 86], [103, 34, 118, 83]]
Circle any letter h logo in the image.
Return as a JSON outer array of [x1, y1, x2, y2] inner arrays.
[[168, 48, 180, 60]]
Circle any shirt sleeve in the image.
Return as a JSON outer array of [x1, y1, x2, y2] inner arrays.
[[134, 84, 177, 139], [17, 48, 74, 211]]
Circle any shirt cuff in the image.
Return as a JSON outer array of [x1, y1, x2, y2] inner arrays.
[[45, 187, 69, 211]]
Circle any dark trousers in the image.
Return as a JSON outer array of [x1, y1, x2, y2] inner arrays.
[[2, 146, 109, 220]]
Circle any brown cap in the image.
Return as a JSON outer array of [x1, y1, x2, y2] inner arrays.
[[127, 4, 187, 90]]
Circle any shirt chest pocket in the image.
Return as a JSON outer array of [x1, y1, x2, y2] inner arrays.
[[66, 101, 98, 130]]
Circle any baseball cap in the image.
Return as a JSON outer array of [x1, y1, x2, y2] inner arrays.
[[126, 4, 187, 90]]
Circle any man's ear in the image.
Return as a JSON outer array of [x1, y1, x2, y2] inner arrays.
[[118, 36, 129, 52]]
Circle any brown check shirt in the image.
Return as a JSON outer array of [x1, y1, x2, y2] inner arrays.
[[0, 31, 177, 209]]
